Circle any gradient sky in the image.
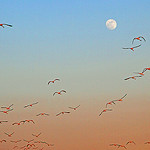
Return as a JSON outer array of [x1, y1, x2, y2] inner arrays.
[[0, 0, 150, 150]]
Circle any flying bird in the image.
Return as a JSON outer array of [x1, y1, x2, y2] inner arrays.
[[53, 90, 66, 96], [124, 76, 142, 80], [23, 139, 34, 143], [68, 105, 80, 110], [122, 44, 141, 51], [113, 94, 127, 102], [11, 140, 22, 143], [12, 121, 25, 125], [0, 24, 12, 28], [4, 132, 14, 137], [0, 109, 13, 114], [48, 79, 60, 84], [32, 133, 41, 137], [126, 141, 136, 145], [36, 113, 49, 116], [99, 109, 112, 116], [1, 104, 13, 110], [25, 120, 35, 124], [132, 36, 146, 44], [117, 145, 127, 149], [56, 111, 70, 116], [24, 102, 38, 108]]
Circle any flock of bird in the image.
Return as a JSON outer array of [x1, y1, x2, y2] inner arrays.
[[0, 23, 150, 150]]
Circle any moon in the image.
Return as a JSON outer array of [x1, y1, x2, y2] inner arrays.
[[106, 19, 117, 30]]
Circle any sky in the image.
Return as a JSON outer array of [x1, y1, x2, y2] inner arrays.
[[0, 0, 150, 150]]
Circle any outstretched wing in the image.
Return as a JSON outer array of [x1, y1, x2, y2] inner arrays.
[[122, 47, 130, 49], [3, 24, 12, 27], [75, 105, 80, 108], [53, 92, 57, 96], [139, 36, 146, 41], [32, 102, 38, 105], [124, 77, 131, 80], [121, 94, 127, 99], [56, 112, 61, 116], [60, 90, 66, 93], [9, 104, 14, 108], [132, 38, 136, 44], [133, 44, 141, 49]]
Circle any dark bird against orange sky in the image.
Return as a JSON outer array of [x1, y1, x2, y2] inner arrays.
[[1, 104, 13, 110], [32, 133, 41, 137], [99, 109, 112, 116], [48, 78, 60, 84], [0, 23, 12, 28], [0, 140, 6, 143], [68, 105, 80, 110], [122, 44, 141, 51], [23, 139, 34, 143], [53, 90, 66, 96], [10, 140, 22, 143], [56, 111, 70, 116], [126, 141, 136, 145], [24, 102, 38, 108], [4, 132, 14, 137], [36, 113, 49, 116], [0, 109, 13, 114], [132, 36, 146, 44]]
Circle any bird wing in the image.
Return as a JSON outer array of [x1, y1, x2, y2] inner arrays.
[[139, 36, 146, 41], [3, 24, 12, 27], [124, 77, 131, 80], [68, 107, 74, 109], [122, 47, 130, 49], [32, 102, 38, 105], [54, 79, 60, 81], [53, 92, 57, 96], [133, 44, 141, 48], [9, 104, 14, 108], [132, 38, 136, 44], [1, 106, 6, 108], [60, 90, 66, 93], [36, 113, 41, 116], [76, 105, 80, 108], [121, 94, 127, 99], [56, 112, 61, 116]]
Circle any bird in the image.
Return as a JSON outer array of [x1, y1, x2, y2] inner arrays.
[[109, 144, 120, 147], [4, 132, 14, 137], [113, 94, 127, 102], [126, 141, 136, 145], [117, 145, 127, 149], [106, 101, 116, 108], [12, 120, 26, 125], [0, 24, 12, 28], [0, 140, 6, 143], [124, 76, 142, 80], [122, 44, 141, 51], [53, 90, 66, 96], [32, 133, 41, 137], [23, 139, 34, 143], [40, 141, 50, 146], [10, 140, 22, 143], [25, 120, 35, 124], [24, 102, 38, 108], [68, 105, 80, 110], [36, 113, 49, 116], [132, 36, 146, 44], [56, 111, 70, 116], [99, 109, 112, 116], [48, 79, 60, 85], [0, 109, 13, 114], [1, 104, 13, 110], [0, 121, 8, 124]]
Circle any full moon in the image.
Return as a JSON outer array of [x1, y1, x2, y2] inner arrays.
[[106, 19, 117, 30]]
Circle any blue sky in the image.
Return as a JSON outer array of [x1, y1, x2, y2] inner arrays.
[[0, 0, 150, 100]]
